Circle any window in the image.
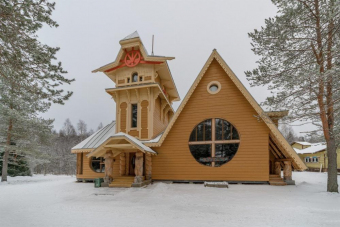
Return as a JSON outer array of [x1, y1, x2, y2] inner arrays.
[[139, 76, 143, 82], [189, 118, 240, 167], [127, 78, 130, 83], [305, 157, 311, 163], [90, 157, 105, 173], [207, 81, 221, 94], [132, 73, 138, 82], [131, 104, 138, 128], [312, 157, 319, 163]]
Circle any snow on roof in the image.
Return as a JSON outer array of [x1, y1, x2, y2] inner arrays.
[[72, 121, 116, 150], [112, 132, 156, 154], [143, 132, 163, 143], [121, 31, 139, 41], [294, 143, 326, 154], [292, 141, 312, 146]]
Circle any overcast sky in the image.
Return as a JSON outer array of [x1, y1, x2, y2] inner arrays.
[[38, 0, 313, 136]]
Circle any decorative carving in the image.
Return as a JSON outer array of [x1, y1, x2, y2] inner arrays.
[[104, 151, 114, 184], [134, 152, 144, 183], [119, 153, 126, 176], [124, 50, 141, 67], [125, 90, 130, 102]]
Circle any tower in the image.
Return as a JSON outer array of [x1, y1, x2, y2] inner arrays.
[[92, 31, 180, 140]]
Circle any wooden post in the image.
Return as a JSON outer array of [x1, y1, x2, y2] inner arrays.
[[283, 160, 295, 185], [145, 153, 152, 180], [283, 160, 292, 181], [120, 152, 126, 176], [134, 152, 144, 183], [275, 161, 281, 176], [104, 151, 114, 184]]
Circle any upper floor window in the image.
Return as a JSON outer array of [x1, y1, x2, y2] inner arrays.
[[132, 73, 138, 82], [131, 104, 138, 128], [189, 118, 240, 167]]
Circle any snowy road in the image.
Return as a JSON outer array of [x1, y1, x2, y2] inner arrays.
[[0, 172, 339, 227]]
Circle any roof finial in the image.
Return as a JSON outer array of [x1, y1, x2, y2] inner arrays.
[[151, 35, 154, 55]]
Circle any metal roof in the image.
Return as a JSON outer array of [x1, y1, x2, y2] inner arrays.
[[72, 121, 116, 150], [121, 31, 139, 41]]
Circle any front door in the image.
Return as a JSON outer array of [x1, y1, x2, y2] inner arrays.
[[129, 152, 136, 176]]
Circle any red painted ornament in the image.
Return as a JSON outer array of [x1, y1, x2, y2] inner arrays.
[[124, 50, 141, 67]]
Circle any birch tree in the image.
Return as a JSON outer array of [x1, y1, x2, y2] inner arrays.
[[0, 0, 74, 181], [246, 0, 340, 192]]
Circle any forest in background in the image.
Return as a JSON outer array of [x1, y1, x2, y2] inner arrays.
[[0, 119, 104, 176]]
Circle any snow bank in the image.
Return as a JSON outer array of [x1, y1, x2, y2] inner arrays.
[[0, 172, 339, 227]]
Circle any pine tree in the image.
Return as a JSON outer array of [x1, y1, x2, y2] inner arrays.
[[246, 0, 340, 192], [0, 1, 74, 182]]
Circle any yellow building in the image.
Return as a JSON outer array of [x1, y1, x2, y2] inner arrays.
[[293, 141, 340, 172], [71, 31, 306, 187]]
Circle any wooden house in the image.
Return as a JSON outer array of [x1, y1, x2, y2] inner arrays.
[[71, 31, 306, 187]]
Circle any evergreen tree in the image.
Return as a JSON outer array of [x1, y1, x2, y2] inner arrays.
[[246, 0, 340, 192], [0, 1, 74, 182]]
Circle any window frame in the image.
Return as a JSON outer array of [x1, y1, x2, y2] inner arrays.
[[131, 103, 138, 128], [132, 72, 138, 83], [90, 157, 105, 173], [188, 118, 240, 167]]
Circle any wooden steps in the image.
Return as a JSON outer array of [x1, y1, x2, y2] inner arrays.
[[269, 174, 287, 186], [109, 176, 145, 188]]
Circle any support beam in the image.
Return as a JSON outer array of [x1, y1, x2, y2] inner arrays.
[[134, 152, 144, 183], [283, 160, 295, 185], [145, 153, 152, 180], [274, 161, 281, 177], [119, 153, 126, 176], [104, 151, 114, 184]]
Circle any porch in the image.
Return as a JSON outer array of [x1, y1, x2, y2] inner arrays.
[[86, 132, 156, 187]]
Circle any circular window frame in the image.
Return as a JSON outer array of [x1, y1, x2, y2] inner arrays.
[[188, 118, 240, 167], [207, 81, 221, 94], [89, 157, 105, 173]]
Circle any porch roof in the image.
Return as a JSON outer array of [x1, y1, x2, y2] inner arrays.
[[87, 132, 157, 158]]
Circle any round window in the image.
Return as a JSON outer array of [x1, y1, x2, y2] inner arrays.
[[189, 118, 240, 167], [90, 157, 105, 173], [209, 85, 218, 92], [207, 81, 221, 94]]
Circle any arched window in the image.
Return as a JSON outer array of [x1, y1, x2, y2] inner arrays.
[[90, 157, 105, 173], [189, 118, 240, 167], [132, 73, 138, 82]]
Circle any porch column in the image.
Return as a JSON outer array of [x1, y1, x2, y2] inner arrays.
[[274, 161, 281, 176], [134, 152, 144, 183], [283, 160, 295, 185], [119, 152, 126, 176], [145, 153, 152, 180], [104, 151, 114, 184]]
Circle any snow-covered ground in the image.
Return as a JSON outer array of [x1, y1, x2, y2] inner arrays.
[[0, 172, 340, 227]]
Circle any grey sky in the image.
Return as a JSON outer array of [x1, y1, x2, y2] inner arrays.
[[39, 0, 313, 135]]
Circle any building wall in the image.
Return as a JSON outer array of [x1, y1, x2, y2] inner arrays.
[[153, 97, 168, 137], [152, 59, 270, 181], [292, 143, 311, 150], [298, 148, 340, 170], [76, 153, 120, 180]]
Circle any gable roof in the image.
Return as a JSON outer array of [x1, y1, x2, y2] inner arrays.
[[144, 49, 307, 171]]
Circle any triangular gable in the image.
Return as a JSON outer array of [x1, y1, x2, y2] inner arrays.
[[87, 132, 157, 158], [144, 49, 306, 171]]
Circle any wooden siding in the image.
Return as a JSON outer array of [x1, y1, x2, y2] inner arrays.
[[76, 153, 120, 179], [120, 102, 127, 133], [144, 76, 152, 81], [141, 100, 149, 139], [128, 129, 139, 137], [152, 59, 270, 181], [153, 97, 167, 137]]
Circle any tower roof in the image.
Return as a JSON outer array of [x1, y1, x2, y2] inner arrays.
[[121, 31, 140, 41]]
